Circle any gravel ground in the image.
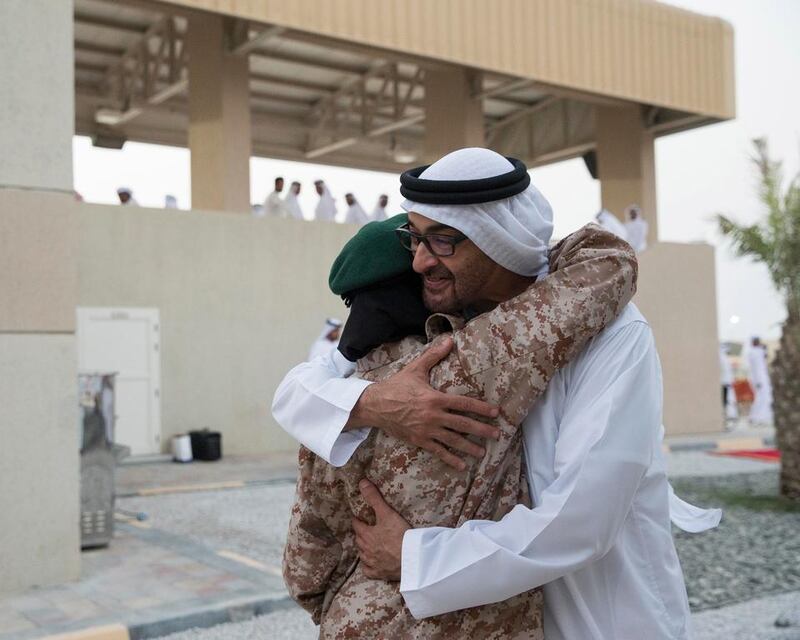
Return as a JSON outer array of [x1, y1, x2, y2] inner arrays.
[[672, 470, 800, 611], [692, 590, 800, 640], [156, 590, 800, 640], [667, 450, 779, 478], [118, 480, 297, 571], [157, 606, 317, 640]]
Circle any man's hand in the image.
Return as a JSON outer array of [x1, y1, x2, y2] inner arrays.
[[353, 479, 409, 581], [345, 337, 500, 470]]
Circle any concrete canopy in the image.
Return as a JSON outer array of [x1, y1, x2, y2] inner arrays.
[[74, 0, 735, 174]]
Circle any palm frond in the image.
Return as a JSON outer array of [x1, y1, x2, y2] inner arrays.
[[716, 214, 772, 263], [717, 139, 800, 305]]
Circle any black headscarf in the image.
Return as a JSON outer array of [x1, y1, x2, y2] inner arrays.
[[337, 271, 429, 362]]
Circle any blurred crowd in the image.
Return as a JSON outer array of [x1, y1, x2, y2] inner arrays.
[[109, 179, 389, 228], [253, 177, 388, 226], [595, 204, 648, 253]]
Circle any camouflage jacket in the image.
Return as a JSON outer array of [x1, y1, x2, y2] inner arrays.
[[283, 224, 637, 639]]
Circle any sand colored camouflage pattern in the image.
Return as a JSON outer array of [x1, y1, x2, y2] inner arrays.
[[283, 224, 638, 639]]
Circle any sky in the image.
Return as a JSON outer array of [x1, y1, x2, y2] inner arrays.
[[73, 0, 800, 344]]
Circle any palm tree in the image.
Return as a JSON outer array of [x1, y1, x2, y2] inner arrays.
[[717, 138, 800, 500]]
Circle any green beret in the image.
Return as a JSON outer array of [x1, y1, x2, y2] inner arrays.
[[329, 213, 412, 296]]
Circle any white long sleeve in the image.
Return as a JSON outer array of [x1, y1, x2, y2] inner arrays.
[[271, 349, 372, 466], [400, 319, 663, 619]]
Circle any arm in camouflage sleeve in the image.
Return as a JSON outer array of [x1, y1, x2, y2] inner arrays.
[[442, 223, 637, 423]]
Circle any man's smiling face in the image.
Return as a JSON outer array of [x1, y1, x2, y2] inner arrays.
[[407, 212, 500, 314]]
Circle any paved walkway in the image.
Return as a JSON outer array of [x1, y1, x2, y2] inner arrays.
[[117, 452, 298, 497], [0, 519, 289, 639], [664, 423, 775, 452]]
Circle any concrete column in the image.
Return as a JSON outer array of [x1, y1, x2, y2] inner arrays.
[[595, 105, 658, 246], [423, 67, 484, 163], [187, 15, 252, 213], [0, 0, 80, 595], [0, 0, 74, 191]]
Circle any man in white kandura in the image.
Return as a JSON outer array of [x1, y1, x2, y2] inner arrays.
[[314, 179, 338, 222], [344, 193, 370, 225], [307, 318, 342, 362], [372, 193, 389, 221], [747, 336, 773, 425], [116, 187, 139, 206], [283, 181, 304, 221], [273, 147, 720, 640], [595, 207, 628, 241], [624, 203, 649, 252], [264, 176, 287, 217]]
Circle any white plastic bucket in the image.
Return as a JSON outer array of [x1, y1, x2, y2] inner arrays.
[[172, 434, 193, 462]]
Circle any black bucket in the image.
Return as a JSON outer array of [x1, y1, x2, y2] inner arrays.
[[189, 429, 222, 461]]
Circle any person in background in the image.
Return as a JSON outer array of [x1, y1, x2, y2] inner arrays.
[[344, 193, 370, 225], [719, 343, 738, 424], [747, 336, 773, 425], [308, 318, 342, 361], [117, 187, 139, 206], [284, 181, 304, 220], [164, 194, 178, 209], [624, 204, 649, 252], [372, 194, 389, 221], [595, 208, 628, 241], [264, 176, 286, 217], [314, 180, 337, 222]]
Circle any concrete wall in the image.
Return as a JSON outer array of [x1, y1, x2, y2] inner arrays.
[[0, 191, 80, 595], [77, 204, 355, 454], [636, 241, 722, 436], [0, 0, 79, 596], [76, 206, 723, 453]]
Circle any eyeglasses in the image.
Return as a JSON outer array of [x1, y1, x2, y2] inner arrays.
[[395, 224, 468, 257]]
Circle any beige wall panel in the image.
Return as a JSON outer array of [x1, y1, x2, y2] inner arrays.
[[0, 333, 80, 595], [77, 204, 356, 455], [0, 190, 78, 333], [75, 204, 722, 449], [636, 242, 722, 437], [163, 0, 734, 119], [0, 0, 73, 192], [722, 23, 736, 118]]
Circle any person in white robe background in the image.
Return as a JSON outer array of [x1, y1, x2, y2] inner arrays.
[[343, 193, 370, 225], [264, 176, 286, 217], [720, 343, 739, 423], [283, 181, 304, 221], [307, 318, 342, 362], [372, 193, 389, 221], [116, 187, 139, 206], [314, 179, 337, 222], [624, 203, 649, 252], [273, 147, 719, 640], [595, 207, 628, 241], [747, 336, 773, 425]]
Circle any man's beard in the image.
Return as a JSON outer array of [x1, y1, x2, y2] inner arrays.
[[421, 265, 486, 315], [421, 265, 457, 313]]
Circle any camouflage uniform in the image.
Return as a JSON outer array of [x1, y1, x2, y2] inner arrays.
[[283, 224, 638, 639]]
